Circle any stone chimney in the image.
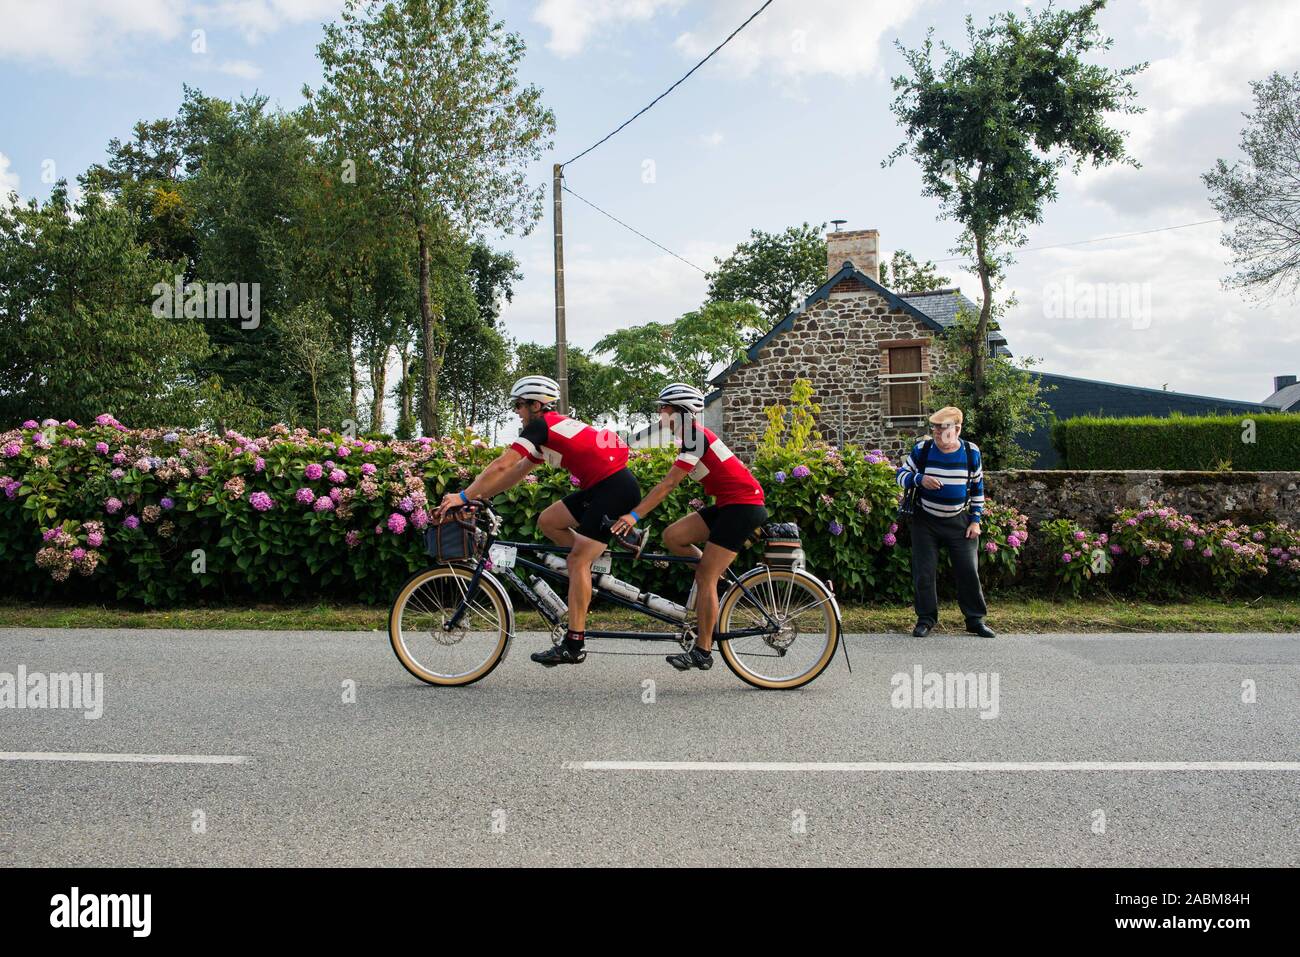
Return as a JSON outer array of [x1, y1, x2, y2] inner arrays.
[[826, 228, 879, 283]]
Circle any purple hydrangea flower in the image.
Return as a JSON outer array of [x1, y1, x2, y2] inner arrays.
[[328, 469, 347, 484], [304, 463, 324, 481], [21, 420, 38, 429], [2, 442, 20, 458], [163, 432, 179, 444], [313, 496, 335, 512], [95, 442, 110, 454], [109, 468, 125, 481], [361, 463, 377, 476], [104, 497, 123, 514], [248, 491, 274, 512], [791, 465, 811, 479], [829, 520, 843, 536], [399, 496, 415, 513], [883, 533, 897, 547], [295, 487, 315, 505], [123, 515, 140, 530], [160, 497, 174, 510], [773, 471, 786, 484]]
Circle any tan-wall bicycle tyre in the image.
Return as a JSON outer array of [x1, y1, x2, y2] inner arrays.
[[716, 566, 840, 690], [389, 565, 512, 687]]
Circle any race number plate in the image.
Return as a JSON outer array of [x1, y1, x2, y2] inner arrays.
[[592, 552, 613, 576], [488, 544, 517, 569]]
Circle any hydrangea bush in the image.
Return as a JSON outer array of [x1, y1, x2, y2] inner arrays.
[[0, 417, 1295, 607]]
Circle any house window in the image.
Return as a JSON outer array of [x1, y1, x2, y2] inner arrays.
[[882, 343, 928, 422]]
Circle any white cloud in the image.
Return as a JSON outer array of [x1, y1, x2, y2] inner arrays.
[[1002, 225, 1295, 403], [217, 58, 262, 78], [0, 0, 343, 70], [193, 0, 344, 43], [673, 0, 928, 81], [532, 0, 684, 58], [1074, 0, 1300, 220], [0, 0, 187, 70], [699, 130, 724, 147]]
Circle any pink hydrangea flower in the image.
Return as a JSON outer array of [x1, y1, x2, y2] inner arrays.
[[791, 465, 811, 479], [985, 541, 998, 553], [87, 531, 104, 548], [883, 533, 897, 547], [304, 463, 324, 480], [387, 513, 407, 535], [313, 496, 335, 512], [295, 487, 315, 505], [345, 530, 360, 548], [2, 442, 19, 458], [335, 446, 350, 457], [1062, 552, 1073, 563], [104, 497, 123, 514], [123, 515, 140, 530], [328, 469, 347, 484], [21, 420, 38, 429], [361, 463, 377, 476], [249, 491, 274, 512]]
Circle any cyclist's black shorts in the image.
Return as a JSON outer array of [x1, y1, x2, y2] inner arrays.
[[697, 503, 769, 553], [561, 467, 641, 543]]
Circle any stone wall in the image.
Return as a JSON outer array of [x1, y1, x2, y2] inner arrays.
[[719, 290, 960, 463], [987, 470, 1300, 526]]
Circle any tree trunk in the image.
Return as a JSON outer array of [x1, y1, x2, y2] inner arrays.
[[369, 344, 390, 434], [398, 343, 413, 429], [973, 229, 993, 405], [417, 221, 441, 438], [345, 282, 359, 426]]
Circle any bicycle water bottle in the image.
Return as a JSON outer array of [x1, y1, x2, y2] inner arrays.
[[541, 553, 569, 576], [530, 576, 568, 621], [595, 573, 641, 603], [644, 593, 686, 621]]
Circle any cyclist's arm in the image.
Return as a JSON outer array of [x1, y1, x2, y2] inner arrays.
[[463, 448, 532, 501], [626, 465, 690, 522]]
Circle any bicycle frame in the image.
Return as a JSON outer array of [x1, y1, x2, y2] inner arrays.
[[441, 504, 784, 644]]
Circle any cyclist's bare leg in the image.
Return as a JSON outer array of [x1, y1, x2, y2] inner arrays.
[[662, 512, 707, 559], [565, 532, 607, 632], [694, 542, 737, 652], [538, 500, 578, 548]]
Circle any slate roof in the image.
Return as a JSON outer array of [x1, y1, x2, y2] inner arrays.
[[1263, 382, 1300, 412]]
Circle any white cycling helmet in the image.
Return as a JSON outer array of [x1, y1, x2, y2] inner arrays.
[[510, 375, 561, 407], [657, 383, 705, 415]]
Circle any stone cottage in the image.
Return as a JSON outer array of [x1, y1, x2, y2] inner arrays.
[[703, 228, 1000, 463]]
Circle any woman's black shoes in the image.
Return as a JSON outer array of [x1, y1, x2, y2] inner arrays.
[[666, 647, 714, 671], [530, 643, 587, 666]]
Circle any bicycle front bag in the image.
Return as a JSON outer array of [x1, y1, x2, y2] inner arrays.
[[425, 518, 480, 563]]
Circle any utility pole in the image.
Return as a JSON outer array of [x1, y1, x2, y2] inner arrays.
[[552, 163, 569, 414]]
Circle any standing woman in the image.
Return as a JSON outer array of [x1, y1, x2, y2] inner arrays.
[[611, 384, 768, 672]]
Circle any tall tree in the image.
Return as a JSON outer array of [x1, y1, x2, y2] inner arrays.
[[1204, 71, 1300, 299], [887, 0, 1145, 404], [879, 249, 950, 293], [305, 0, 555, 437], [706, 222, 827, 328], [593, 301, 761, 424], [0, 186, 212, 428]]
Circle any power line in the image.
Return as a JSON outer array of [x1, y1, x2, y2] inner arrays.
[[559, 0, 775, 168], [562, 184, 709, 274], [930, 218, 1223, 263]]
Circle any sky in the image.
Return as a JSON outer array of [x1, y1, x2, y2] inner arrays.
[[2, 0, 1298, 417]]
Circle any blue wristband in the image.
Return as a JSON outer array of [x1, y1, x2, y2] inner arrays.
[[629, 510, 639, 523], [458, 490, 468, 504]]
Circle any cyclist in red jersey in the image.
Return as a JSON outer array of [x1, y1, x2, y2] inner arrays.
[[434, 375, 641, 668], [611, 383, 768, 672]]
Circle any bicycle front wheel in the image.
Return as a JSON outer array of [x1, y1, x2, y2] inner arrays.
[[716, 566, 840, 690], [389, 566, 513, 686]]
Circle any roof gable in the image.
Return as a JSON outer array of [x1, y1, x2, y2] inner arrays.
[[710, 262, 947, 386]]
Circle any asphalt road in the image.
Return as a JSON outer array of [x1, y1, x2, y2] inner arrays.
[[1, 628, 1297, 867]]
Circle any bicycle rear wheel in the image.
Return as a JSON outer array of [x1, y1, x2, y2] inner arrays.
[[716, 566, 839, 690], [389, 566, 513, 686]]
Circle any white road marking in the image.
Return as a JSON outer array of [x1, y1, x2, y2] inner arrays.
[[563, 760, 1300, 772], [1, 751, 249, 765]]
